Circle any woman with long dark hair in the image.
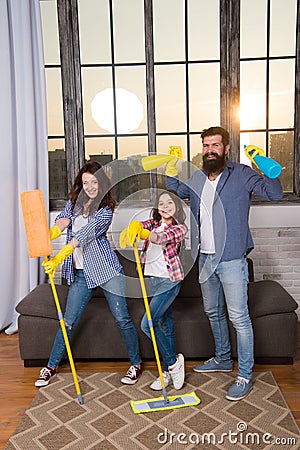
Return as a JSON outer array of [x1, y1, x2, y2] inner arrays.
[[35, 161, 142, 387]]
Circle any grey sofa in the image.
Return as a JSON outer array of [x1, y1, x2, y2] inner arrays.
[[16, 250, 298, 367]]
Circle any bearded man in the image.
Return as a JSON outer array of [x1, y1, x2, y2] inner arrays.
[[166, 126, 282, 401]]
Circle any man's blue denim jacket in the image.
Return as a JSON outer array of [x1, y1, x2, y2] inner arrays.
[[166, 161, 283, 262]]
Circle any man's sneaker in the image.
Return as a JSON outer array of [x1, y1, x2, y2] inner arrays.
[[35, 366, 56, 387], [226, 377, 253, 401], [121, 365, 142, 385], [168, 353, 185, 390], [150, 371, 172, 391], [193, 357, 233, 373]]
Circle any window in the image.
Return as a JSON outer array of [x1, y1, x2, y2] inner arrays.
[[40, 0, 66, 201], [240, 0, 298, 193], [40, 0, 300, 206]]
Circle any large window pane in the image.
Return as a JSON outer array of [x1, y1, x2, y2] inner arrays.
[[240, 131, 293, 193], [269, 59, 295, 129], [240, 131, 266, 163], [188, 0, 219, 61], [113, 0, 145, 63], [109, 155, 151, 202], [269, 131, 294, 192], [40, 0, 60, 65], [156, 135, 187, 159], [153, 0, 185, 62], [78, 0, 111, 64], [45, 68, 64, 136], [82, 67, 112, 135], [118, 136, 148, 159], [85, 137, 115, 160], [241, 0, 267, 58], [48, 141, 67, 199], [155, 65, 186, 132], [85, 139, 152, 204], [270, 0, 297, 57], [82, 67, 147, 136], [189, 63, 220, 132], [48, 138, 65, 152], [190, 133, 202, 164], [115, 66, 147, 134], [240, 60, 267, 130]]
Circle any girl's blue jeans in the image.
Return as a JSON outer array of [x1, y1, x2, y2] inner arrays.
[[141, 277, 181, 371], [199, 254, 254, 380], [48, 269, 141, 368]]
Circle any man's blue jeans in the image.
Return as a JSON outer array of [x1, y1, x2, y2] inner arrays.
[[199, 254, 254, 380], [48, 269, 141, 368], [141, 277, 181, 371]]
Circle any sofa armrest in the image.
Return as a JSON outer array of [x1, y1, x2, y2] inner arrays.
[[16, 284, 69, 320], [248, 280, 298, 319]]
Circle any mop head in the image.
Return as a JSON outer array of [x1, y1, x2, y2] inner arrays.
[[20, 190, 52, 258], [131, 392, 200, 414]]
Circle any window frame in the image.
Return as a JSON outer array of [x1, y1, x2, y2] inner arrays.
[[49, 0, 300, 210]]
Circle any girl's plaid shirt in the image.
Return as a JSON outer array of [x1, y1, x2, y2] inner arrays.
[[140, 219, 187, 282]]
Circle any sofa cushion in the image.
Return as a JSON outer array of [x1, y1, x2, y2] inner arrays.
[[248, 280, 298, 319], [16, 284, 69, 320], [17, 274, 298, 322]]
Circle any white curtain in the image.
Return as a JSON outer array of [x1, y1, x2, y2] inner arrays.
[[0, 0, 48, 333]]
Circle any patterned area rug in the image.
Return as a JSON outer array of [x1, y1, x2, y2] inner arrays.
[[5, 371, 300, 450]]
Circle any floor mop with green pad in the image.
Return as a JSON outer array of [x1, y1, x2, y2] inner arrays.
[[131, 242, 200, 414]]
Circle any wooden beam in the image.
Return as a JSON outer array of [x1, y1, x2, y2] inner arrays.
[[220, 0, 240, 161], [57, 0, 84, 190], [144, 0, 157, 192], [294, 0, 300, 196], [144, 0, 156, 155]]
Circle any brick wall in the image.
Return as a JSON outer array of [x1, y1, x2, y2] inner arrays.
[[250, 228, 300, 318]]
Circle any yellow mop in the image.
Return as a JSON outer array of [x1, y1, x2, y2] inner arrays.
[[131, 242, 200, 414], [20, 190, 83, 405]]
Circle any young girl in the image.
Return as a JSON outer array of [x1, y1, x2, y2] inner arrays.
[[120, 190, 187, 390], [35, 161, 142, 387]]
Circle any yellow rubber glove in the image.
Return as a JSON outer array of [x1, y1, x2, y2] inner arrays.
[[119, 221, 150, 248], [49, 225, 62, 241], [165, 145, 182, 177], [169, 145, 183, 158], [244, 145, 265, 168], [140, 228, 150, 240], [42, 244, 74, 276]]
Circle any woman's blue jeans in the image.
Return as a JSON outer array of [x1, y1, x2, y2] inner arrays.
[[48, 269, 141, 368], [199, 254, 254, 380], [141, 277, 181, 371]]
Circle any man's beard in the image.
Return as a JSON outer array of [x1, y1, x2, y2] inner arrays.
[[202, 151, 227, 173]]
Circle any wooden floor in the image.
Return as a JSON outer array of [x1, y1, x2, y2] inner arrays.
[[0, 327, 299, 449]]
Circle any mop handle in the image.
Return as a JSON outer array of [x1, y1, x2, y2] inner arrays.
[[46, 257, 83, 405], [133, 243, 168, 399]]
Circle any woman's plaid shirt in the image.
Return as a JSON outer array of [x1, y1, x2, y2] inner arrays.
[[55, 200, 122, 288], [140, 219, 187, 282]]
